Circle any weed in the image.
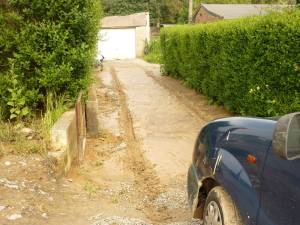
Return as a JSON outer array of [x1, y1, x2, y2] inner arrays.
[[0, 93, 68, 155], [84, 181, 102, 198], [0, 121, 39, 154], [0, 122, 15, 142], [6, 69, 29, 120], [95, 161, 103, 167], [111, 194, 119, 204]]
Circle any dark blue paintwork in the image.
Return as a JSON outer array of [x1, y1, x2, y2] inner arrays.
[[188, 116, 300, 225]]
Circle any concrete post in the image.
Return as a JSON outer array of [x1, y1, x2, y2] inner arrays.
[[86, 84, 100, 137]]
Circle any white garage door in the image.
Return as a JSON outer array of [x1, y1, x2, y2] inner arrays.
[[98, 28, 136, 60]]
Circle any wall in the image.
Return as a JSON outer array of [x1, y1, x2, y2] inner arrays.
[[135, 27, 146, 57], [50, 110, 79, 173], [49, 84, 99, 174], [86, 84, 100, 137], [135, 12, 150, 57]]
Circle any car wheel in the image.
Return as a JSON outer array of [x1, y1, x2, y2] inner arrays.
[[203, 186, 242, 225]]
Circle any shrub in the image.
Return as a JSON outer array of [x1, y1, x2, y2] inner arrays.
[[144, 38, 162, 64], [161, 9, 300, 117], [0, 0, 102, 120]]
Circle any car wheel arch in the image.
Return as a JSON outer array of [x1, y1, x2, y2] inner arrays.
[[193, 177, 219, 219]]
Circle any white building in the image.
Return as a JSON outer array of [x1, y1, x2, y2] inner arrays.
[[98, 12, 150, 60]]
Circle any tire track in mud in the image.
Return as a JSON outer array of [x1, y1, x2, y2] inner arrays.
[[110, 66, 173, 224]]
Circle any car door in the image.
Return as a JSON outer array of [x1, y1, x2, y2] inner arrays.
[[258, 148, 300, 225], [215, 128, 272, 225]]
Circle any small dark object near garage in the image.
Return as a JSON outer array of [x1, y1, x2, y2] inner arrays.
[[94, 55, 104, 71]]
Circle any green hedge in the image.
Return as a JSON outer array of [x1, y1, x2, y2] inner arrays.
[[0, 0, 102, 119], [161, 9, 300, 117]]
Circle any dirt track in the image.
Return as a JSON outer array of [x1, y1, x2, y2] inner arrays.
[[0, 59, 229, 225]]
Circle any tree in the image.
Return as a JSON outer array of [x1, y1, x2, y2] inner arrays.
[[149, 0, 161, 27], [188, 0, 193, 23], [102, 0, 287, 26], [102, 0, 188, 25], [102, 0, 149, 16]]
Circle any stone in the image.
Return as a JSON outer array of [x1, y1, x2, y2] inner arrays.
[[88, 213, 103, 221], [50, 110, 80, 173], [0, 205, 6, 212], [20, 128, 34, 136], [42, 213, 48, 219], [0, 178, 19, 189], [38, 189, 48, 195], [19, 161, 27, 167], [4, 161, 11, 166], [117, 142, 127, 151], [7, 214, 22, 220], [48, 150, 65, 161], [50, 111, 76, 151]]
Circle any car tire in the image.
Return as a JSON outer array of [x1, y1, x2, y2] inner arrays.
[[203, 186, 242, 225]]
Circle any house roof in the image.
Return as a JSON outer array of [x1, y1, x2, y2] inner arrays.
[[101, 12, 148, 29], [198, 4, 288, 20]]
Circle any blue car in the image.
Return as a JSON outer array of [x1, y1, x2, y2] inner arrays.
[[187, 112, 300, 225]]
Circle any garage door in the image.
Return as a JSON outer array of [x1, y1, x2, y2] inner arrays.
[[98, 28, 136, 60]]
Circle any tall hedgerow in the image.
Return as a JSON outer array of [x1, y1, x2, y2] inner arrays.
[[0, 0, 102, 120], [161, 9, 300, 117]]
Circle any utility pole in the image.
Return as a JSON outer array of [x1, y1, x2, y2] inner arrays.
[[188, 0, 193, 23]]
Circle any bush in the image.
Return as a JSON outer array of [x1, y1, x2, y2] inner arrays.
[[144, 38, 162, 64], [0, 0, 102, 120], [161, 9, 300, 117]]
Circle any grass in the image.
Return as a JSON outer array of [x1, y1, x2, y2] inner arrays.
[[0, 93, 68, 155], [41, 93, 68, 141], [0, 142, 4, 158], [144, 38, 162, 64]]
